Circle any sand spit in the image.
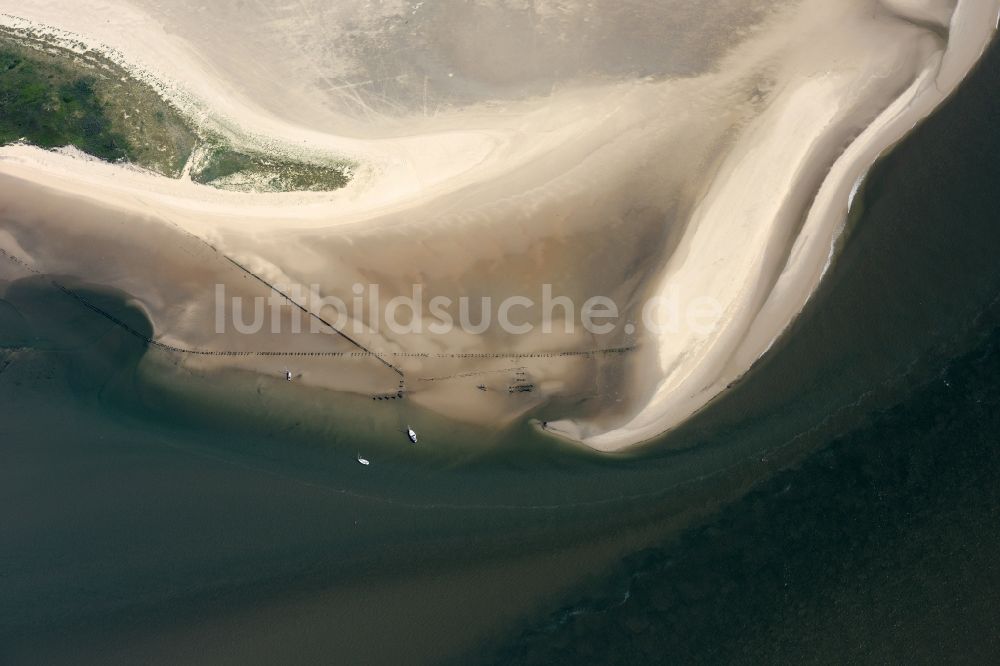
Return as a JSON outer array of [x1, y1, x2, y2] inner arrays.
[[1, 0, 998, 451], [560, 0, 1000, 450]]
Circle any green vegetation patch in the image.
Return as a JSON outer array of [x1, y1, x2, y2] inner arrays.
[[0, 47, 130, 162], [191, 145, 351, 193], [88, 65, 198, 178], [0, 30, 353, 191], [0, 33, 197, 176]]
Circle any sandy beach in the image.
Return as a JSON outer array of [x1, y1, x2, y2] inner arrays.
[[1, 0, 998, 451]]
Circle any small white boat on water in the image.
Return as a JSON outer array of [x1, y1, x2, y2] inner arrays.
[[407, 426, 418, 444], [284, 369, 293, 381], [357, 454, 370, 466]]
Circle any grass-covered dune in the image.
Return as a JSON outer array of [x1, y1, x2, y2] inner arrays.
[[0, 29, 352, 191], [0, 34, 196, 176], [190, 144, 351, 193]]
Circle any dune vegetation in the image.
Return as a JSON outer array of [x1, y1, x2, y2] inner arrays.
[[0, 30, 351, 190]]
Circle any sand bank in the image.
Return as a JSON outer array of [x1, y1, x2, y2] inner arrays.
[[1, 0, 997, 451], [557, 0, 1000, 450]]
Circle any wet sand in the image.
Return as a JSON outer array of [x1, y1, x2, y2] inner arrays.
[[1, 0, 998, 451], [486, 33, 1000, 658], [3, 3, 1000, 663]]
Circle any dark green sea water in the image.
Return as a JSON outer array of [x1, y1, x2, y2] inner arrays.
[[484, 33, 1000, 665], [3, 34, 1000, 666]]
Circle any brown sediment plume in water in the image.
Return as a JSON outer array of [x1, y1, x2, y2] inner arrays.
[[1, 0, 998, 450]]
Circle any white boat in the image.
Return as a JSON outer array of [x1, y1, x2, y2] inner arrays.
[[285, 370, 293, 381], [357, 454, 370, 466], [407, 426, 418, 444]]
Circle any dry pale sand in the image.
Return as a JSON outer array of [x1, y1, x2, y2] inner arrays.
[[0, 0, 997, 451]]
